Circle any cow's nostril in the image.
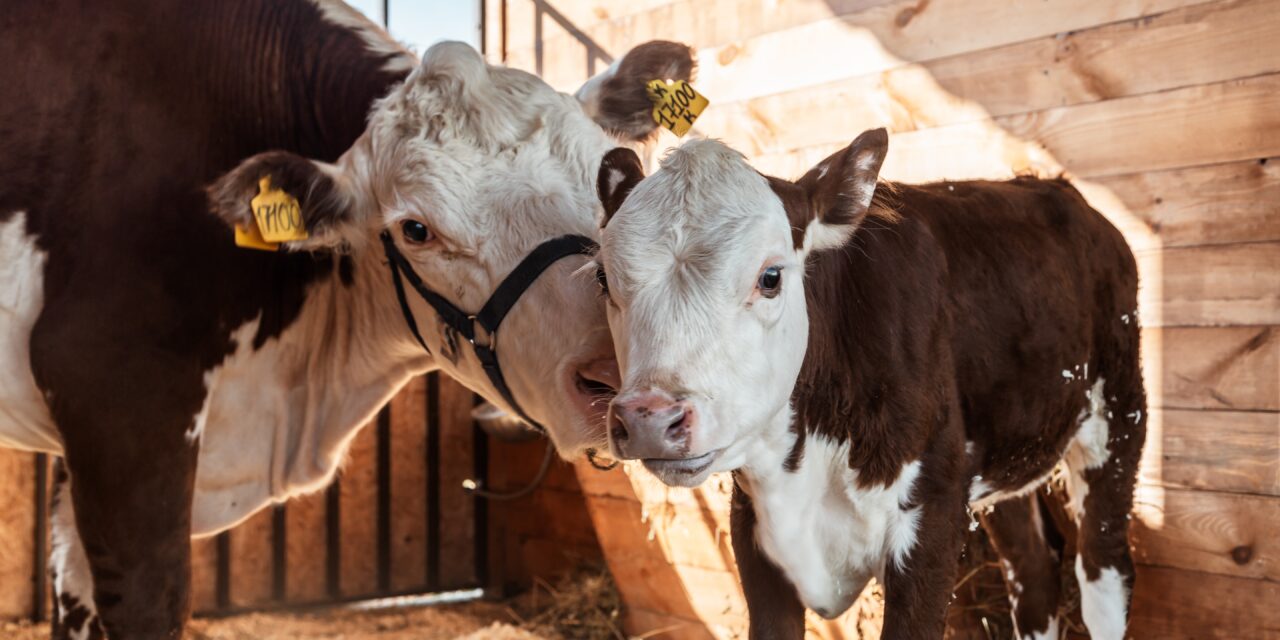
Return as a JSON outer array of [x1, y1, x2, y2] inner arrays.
[[665, 410, 689, 440], [609, 414, 630, 442]]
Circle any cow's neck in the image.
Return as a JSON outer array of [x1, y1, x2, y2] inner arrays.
[[191, 244, 432, 535], [201, 0, 414, 162]]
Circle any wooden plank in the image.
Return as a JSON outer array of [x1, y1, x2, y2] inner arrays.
[[1132, 488, 1279, 581], [227, 506, 274, 607], [1137, 242, 1280, 327], [1146, 326, 1279, 411], [753, 73, 1280, 182], [338, 420, 378, 597], [388, 376, 428, 592], [503, 0, 684, 55], [586, 495, 734, 573], [437, 376, 477, 587], [516, 0, 1207, 95], [625, 607, 716, 640], [1092, 157, 1280, 251], [0, 451, 35, 619], [1140, 409, 1280, 495], [693, 0, 1280, 157], [189, 535, 219, 614], [1130, 565, 1280, 638], [283, 489, 328, 603]]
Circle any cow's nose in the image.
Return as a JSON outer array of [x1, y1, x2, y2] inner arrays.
[[608, 390, 695, 460]]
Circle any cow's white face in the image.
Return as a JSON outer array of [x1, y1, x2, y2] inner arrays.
[[210, 41, 695, 457], [595, 132, 888, 486]]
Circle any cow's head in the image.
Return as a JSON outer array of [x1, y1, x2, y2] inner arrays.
[[208, 41, 694, 457], [594, 130, 890, 486]]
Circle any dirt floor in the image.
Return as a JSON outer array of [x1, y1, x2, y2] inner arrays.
[[2, 571, 623, 640]]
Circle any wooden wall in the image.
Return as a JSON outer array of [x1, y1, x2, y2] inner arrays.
[[487, 0, 1280, 637]]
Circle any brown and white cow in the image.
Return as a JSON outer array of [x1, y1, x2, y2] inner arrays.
[[0, 1, 692, 637], [593, 131, 1145, 639]]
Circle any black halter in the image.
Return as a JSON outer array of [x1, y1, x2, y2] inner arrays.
[[379, 230, 598, 433]]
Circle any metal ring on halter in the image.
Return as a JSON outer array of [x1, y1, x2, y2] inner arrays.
[[462, 439, 555, 501], [585, 448, 619, 471]]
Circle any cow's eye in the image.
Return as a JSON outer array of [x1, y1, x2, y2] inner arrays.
[[400, 219, 432, 244], [758, 266, 782, 298], [595, 264, 610, 297]]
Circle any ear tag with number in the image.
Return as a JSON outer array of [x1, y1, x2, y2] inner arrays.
[[646, 79, 708, 137], [250, 176, 309, 243], [234, 222, 279, 251]]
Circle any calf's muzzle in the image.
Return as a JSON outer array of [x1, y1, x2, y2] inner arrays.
[[608, 389, 695, 460]]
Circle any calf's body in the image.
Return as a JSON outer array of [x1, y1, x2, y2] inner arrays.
[[596, 135, 1144, 639]]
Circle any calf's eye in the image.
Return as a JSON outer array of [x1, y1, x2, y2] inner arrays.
[[595, 264, 610, 296], [758, 266, 783, 298], [401, 219, 432, 244]]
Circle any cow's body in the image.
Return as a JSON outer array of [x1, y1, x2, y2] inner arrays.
[[2, 4, 415, 636], [596, 135, 1145, 639], [1, 2, 689, 637]]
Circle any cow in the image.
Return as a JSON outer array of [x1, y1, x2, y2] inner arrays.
[[591, 131, 1146, 639], [0, 1, 694, 637]]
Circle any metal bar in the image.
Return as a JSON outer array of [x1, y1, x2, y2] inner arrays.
[[376, 405, 392, 592], [426, 373, 441, 589], [32, 453, 48, 622], [471, 396, 490, 590], [325, 479, 342, 598], [215, 532, 231, 609], [272, 504, 287, 601]]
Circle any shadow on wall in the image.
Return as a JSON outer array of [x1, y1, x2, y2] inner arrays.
[[500, 0, 1280, 637]]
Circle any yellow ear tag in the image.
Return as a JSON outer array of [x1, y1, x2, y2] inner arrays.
[[250, 176, 309, 243], [234, 222, 279, 251], [646, 79, 708, 137]]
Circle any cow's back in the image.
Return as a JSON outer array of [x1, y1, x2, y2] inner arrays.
[[897, 178, 1139, 482]]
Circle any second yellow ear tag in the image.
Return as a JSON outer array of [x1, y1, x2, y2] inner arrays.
[[646, 79, 708, 137], [250, 177, 309, 243]]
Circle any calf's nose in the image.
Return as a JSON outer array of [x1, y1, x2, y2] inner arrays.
[[608, 390, 695, 460]]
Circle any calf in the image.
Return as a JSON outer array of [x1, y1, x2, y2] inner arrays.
[[593, 131, 1145, 639]]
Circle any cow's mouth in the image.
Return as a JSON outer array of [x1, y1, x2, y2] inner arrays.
[[641, 450, 721, 486]]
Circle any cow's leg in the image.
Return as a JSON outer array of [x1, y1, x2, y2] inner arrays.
[[979, 495, 1060, 640], [1064, 370, 1145, 640], [881, 485, 967, 639], [730, 478, 806, 640], [49, 459, 106, 640]]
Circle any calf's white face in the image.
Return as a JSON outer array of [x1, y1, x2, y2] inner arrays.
[[209, 41, 695, 457], [595, 131, 888, 485]]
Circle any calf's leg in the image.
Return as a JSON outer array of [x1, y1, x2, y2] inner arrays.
[[881, 486, 967, 640], [730, 479, 806, 640], [979, 494, 1061, 640]]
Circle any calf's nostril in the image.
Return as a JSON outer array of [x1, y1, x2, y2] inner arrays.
[[609, 414, 630, 442]]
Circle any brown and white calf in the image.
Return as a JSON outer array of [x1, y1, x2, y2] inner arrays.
[[593, 131, 1145, 639], [0, 1, 693, 636]]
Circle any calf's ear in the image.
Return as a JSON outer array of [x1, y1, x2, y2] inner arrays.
[[576, 40, 696, 142], [794, 128, 889, 251], [597, 147, 646, 227], [207, 150, 357, 249]]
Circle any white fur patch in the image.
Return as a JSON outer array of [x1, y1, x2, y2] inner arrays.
[[1064, 377, 1111, 519], [0, 212, 61, 454], [1076, 556, 1129, 640], [740, 436, 922, 619], [308, 0, 417, 73], [49, 477, 99, 640], [1023, 616, 1060, 640]]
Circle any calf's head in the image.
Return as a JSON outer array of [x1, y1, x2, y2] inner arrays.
[[207, 41, 694, 457], [595, 130, 889, 486]]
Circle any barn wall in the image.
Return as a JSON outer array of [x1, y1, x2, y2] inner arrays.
[[487, 0, 1280, 637]]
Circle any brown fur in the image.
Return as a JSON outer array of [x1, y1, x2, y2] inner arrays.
[[592, 41, 695, 142]]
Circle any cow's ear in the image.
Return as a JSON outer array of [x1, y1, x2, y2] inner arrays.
[[207, 151, 355, 249], [576, 40, 695, 142], [794, 128, 888, 252], [597, 147, 646, 227]]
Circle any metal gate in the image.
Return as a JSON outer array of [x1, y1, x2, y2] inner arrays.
[[0, 372, 489, 620]]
